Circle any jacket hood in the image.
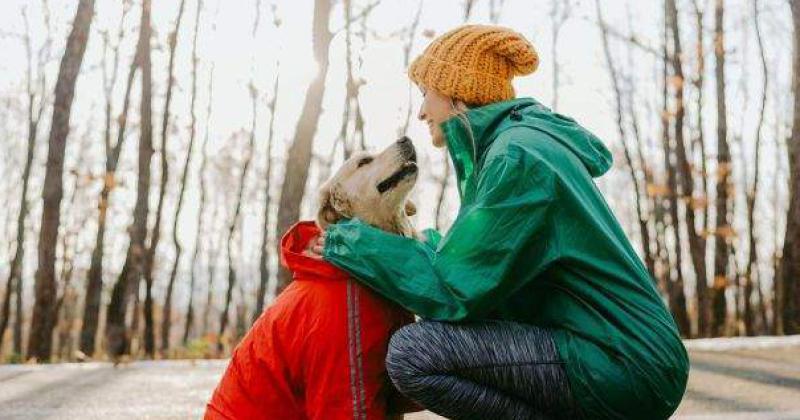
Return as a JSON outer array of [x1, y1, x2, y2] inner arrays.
[[440, 96, 613, 178], [280, 221, 349, 281]]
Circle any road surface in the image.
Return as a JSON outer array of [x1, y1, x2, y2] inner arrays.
[[1, 340, 799, 419]]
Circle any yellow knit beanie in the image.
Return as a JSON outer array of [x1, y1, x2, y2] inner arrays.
[[409, 24, 539, 106]]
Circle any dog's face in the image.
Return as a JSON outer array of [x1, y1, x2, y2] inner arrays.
[[317, 137, 418, 236]]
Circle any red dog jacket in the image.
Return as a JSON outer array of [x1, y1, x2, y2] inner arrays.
[[205, 221, 419, 419]]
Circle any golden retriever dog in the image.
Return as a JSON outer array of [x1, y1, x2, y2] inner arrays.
[[206, 136, 423, 419]]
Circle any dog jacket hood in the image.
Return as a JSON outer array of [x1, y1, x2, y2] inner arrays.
[[205, 221, 418, 420], [281, 220, 351, 282], [323, 97, 689, 419]]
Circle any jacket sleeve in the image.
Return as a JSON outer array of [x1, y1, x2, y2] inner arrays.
[[322, 150, 558, 321], [420, 228, 442, 250]]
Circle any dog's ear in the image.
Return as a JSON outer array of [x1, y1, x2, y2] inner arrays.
[[317, 184, 350, 230], [404, 200, 417, 216], [316, 187, 340, 230]]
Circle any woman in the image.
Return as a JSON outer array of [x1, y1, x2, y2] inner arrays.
[[312, 24, 689, 419]]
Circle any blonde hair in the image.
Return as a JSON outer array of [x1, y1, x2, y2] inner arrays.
[[449, 97, 477, 164]]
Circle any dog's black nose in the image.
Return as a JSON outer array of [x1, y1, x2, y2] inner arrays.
[[397, 136, 416, 162]]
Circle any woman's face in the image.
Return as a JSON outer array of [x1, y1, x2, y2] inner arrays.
[[417, 87, 467, 148]]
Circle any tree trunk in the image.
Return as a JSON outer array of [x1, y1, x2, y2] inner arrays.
[[104, 0, 153, 360], [711, 0, 732, 337], [780, 0, 800, 335], [274, 0, 333, 294], [27, 0, 95, 362]]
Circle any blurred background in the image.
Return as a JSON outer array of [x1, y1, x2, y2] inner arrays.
[[0, 0, 797, 364]]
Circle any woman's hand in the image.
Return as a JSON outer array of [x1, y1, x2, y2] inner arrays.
[[304, 233, 326, 260]]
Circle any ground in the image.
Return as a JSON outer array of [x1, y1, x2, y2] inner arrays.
[[1, 339, 799, 419]]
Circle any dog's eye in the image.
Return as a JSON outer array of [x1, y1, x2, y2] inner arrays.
[[357, 157, 373, 168]]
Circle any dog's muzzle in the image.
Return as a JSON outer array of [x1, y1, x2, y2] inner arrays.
[[376, 137, 418, 194]]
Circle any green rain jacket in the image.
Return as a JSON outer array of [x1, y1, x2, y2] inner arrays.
[[322, 97, 689, 419]]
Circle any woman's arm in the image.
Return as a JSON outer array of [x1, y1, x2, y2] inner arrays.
[[323, 150, 558, 321]]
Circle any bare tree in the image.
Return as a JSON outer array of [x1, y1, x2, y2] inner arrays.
[[687, 0, 711, 338], [274, 0, 333, 293], [622, 5, 670, 302], [81, 1, 136, 357], [0, 3, 53, 356], [255, 11, 281, 320], [659, 0, 690, 335], [105, 0, 153, 360], [217, 0, 265, 350], [316, 2, 377, 198], [219, 104, 257, 352], [138, 0, 187, 358], [27, 0, 96, 362], [711, 0, 733, 337], [666, 0, 710, 337], [742, 0, 769, 335], [153, 0, 189, 355], [186, 64, 214, 344], [596, 1, 655, 279], [595, 1, 682, 332]]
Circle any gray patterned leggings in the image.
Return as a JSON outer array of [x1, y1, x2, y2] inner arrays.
[[385, 320, 584, 420]]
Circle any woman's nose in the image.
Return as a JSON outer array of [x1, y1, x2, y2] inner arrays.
[[417, 106, 425, 121]]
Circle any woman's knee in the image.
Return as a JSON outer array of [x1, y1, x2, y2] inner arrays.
[[386, 323, 419, 379], [385, 322, 441, 391]]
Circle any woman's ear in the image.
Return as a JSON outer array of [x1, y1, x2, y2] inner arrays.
[[404, 200, 417, 216], [450, 98, 470, 113]]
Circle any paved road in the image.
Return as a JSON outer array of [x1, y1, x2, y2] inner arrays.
[[1, 345, 799, 419]]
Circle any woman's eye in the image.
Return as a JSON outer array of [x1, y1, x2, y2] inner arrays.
[[357, 157, 373, 168]]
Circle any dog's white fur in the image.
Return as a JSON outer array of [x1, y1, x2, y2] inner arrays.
[[316, 139, 420, 240]]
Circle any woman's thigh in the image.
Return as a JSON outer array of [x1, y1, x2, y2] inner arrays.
[[385, 320, 583, 420]]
